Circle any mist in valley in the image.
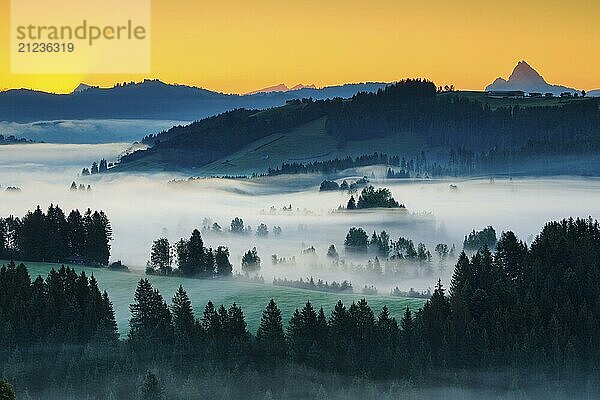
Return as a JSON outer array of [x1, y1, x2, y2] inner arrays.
[[2, 144, 600, 294]]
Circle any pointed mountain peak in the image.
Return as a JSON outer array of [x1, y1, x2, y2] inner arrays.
[[485, 60, 578, 95], [508, 60, 547, 85]]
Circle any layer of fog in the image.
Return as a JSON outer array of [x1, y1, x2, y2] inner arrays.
[[0, 119, 190, 143], [1, 144, 600, 293]]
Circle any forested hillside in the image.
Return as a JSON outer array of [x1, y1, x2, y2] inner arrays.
[[117, 79, 600, 173]]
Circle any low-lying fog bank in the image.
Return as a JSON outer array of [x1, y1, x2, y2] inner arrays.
[[2, 144, 600, 292], [0, 119, 189, 143]]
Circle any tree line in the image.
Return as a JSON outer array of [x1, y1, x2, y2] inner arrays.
[[0, 205, 112, 265], [273, 276, 354, 293]]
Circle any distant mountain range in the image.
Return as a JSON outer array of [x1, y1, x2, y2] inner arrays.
[[486, 61, 580, 95], [0, 80, 387, 123], [244, 83, 317, 95]]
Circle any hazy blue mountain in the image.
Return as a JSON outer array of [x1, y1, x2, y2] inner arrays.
[[0, 119, 188, 144], [244, 83, 317, 95], [0, 79, 387, 123], [486, 60, 579, 95], [588, 89, 600, 97]]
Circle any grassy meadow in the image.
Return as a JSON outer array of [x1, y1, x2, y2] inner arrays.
[[9, 260, 426, 337]]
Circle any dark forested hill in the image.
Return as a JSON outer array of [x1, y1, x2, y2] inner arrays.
[[0, 80, 387, 122], [116, 79, 600, 174]]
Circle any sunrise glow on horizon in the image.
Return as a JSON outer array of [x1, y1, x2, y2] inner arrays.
[[1, 0, 599, 94]]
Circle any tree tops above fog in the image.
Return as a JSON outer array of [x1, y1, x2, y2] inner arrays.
[[148, 229, 234, 278], [463, 226, 497, 251], [344, 186, 405, 210]]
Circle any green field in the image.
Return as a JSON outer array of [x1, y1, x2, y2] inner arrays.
[[13, 261, 426, 337], [196, 116, 423, 176]]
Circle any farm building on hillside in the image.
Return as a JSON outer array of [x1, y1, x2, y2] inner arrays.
[[486, 90, 525, 99]]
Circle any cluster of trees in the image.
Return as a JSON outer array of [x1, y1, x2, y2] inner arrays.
[[391, 286, 431, 299], [343, 228, 449, 263], [463, 226, 497, 251], [241, 247, 261, 273], [3, 218, 600, 398], [148, 229, 233, 277], [69, 181, 92, 191], [200, 217, 281, 237], [320, 177, 370, 193], [0, 134, 30, 144], [271, 151, 445, 180], [273, 276, 353, 293], [344, 228, 395, 256], [0, 262, 118, 361], [0, 205, 112, 265], [386, 168, 411, 178], [347, 186, 404, 209], [81, 159, 109, 175], [270, 153, 400, 176]]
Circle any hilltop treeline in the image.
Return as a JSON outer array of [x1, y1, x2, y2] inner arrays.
[[326, 81, 600, 148], [118, 79, 600, 173], [0, 205, 112, 265], [3, 218, 600, 398], [269, 153, 401, 175]]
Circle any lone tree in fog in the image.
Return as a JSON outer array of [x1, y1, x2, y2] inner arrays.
[[230, 217, 245, 234], [242, 247, 261, 272], [346, 195, 356, 210], [327, 244, 339, 260], [435, 243, 449, 260], [150, 238, 172, 275], [256, 223, 269, 237], [215, 246, 233, 276]]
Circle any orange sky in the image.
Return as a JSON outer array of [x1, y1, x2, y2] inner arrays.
[[1, 0, 599, 94]]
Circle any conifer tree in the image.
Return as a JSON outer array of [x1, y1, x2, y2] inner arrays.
[[256, 299, 287, 361], [171, 285, 196, 347], [140, 371, 162, 400], [215, 246, 233, 276]]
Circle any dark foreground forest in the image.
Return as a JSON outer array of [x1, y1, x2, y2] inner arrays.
[[1, 218, 600, 399]]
